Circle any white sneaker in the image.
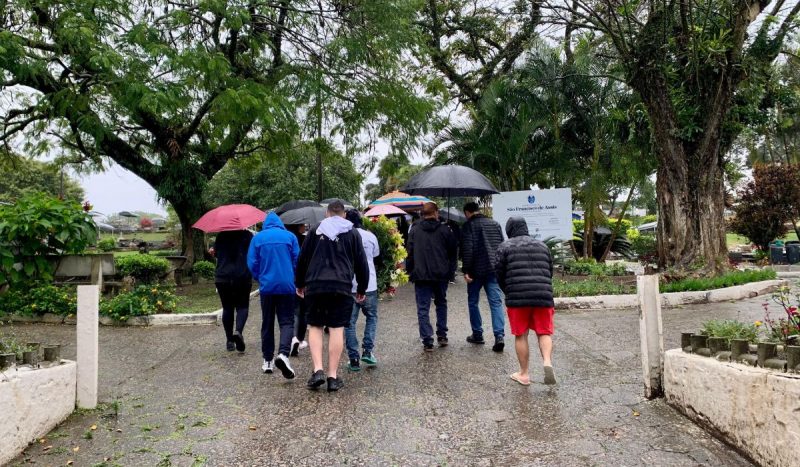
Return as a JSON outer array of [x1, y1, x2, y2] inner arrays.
[[262, 359, 274, 374], [298, 340, 309, 350], [274, 354, 296, 379], [290, 337, 300, 356]]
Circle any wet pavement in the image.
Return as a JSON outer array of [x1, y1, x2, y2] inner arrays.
[[5, 278, 761, 466]]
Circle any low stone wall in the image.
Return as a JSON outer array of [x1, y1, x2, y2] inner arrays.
[[555, 279, 787, 310], [0, 361, 77, 465], [664, 349, 800, 467]]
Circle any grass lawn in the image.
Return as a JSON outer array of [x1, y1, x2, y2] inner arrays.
[[175, 282, 222, 314], [726, 231, 798, 248]]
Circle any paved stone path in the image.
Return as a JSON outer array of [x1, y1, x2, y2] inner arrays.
[[6, 279, 762, 466]]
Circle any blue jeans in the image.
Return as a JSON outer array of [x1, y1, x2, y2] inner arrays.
[[415, 281, 449, 345], [467, 273, 505, 339], [260, 294, 295, 360], [345, 291, 379, 361]]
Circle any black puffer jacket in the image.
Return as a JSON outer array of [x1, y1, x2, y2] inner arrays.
[[495, 217, 554, 308], [407, 218, 457, 283], [461, 213, 504, 278]]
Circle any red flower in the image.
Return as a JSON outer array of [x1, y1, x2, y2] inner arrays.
[[788, 306, 798, 315]]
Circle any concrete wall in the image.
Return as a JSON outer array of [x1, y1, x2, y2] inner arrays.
[[0, 361, 76, 465], [664, 350, 800, 467]]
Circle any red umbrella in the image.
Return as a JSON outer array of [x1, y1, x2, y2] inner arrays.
[[192, 204, 266, 233]]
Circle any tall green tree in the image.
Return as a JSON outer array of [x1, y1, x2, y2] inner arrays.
[[0, 1, 439, 264], [0, 158, 84, 203], [205, 139, 362, 209], [557, 0, 800, 272]]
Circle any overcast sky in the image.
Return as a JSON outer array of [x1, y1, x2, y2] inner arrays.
[[78, 164, 168, 217]]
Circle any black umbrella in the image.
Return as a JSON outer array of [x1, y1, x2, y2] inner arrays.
[[274, 200, 320, 215], [400, 165, 499, 197], [320, 198, 355, 210], [279, 206, 327, 226], [440, 207, 467, 223]]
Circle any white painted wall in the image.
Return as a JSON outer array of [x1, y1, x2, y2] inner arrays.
[[0, 361, 76, 465], [665, 350, 800, 467]]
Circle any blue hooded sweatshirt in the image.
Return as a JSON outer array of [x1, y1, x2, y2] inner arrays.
[[247, 212, 300, 295]]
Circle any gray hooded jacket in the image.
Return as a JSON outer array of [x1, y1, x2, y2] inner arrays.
[[495, 217, 554, 308]]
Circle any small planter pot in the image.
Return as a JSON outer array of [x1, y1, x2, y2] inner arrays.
[[690, 334, 711, 357], [757, 342, 786, 371], [0, 353, 16, 370], [730, 339, 757, 366], [681, 332, 693, 353], [786, 346, 800, 372], [707, 337, 730, 361], [42, 345, 61, 362], [22, 350, 38, 366]]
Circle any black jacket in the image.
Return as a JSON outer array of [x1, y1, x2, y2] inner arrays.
[[295, 220, 370, 296], [495, 218, 554, 308], [407, 218, 457, 282], [461, 213, 504, 278], [213, 230, 253, 284]]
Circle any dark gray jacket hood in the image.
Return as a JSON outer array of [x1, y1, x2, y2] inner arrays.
[[506, 217, 529, 238]]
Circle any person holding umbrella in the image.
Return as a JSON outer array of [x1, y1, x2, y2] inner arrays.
[[247, 212, 300, 379], [406, 202, 458, 351], [212, 229, 254, 353], [194, 204, 266, 353]]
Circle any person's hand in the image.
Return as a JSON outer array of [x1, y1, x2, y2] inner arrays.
[[296, 287, 305, 298], [207, 247, 215, 258], [464, 273, 473, 284], [356, 294, 366, 303]]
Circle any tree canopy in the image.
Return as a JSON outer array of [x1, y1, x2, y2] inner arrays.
[[0, 0, 440, 263], [0, 157, 84, 203]]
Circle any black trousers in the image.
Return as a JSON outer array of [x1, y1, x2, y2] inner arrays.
[[217, 281, 252, 341]]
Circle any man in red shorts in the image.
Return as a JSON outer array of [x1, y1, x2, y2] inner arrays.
[[494, 217, 556, 386]]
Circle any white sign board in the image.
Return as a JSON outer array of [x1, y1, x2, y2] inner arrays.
[[492, 189, 573, 241]]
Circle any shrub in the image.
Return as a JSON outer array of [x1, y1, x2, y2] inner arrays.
[[0, 333, 35, 361], [570, 229, 632, 260], [701, 319, 759, 342], [553, 278, 627, 297], [641, 214, 657, 225], [630, 234, 658, 263], [100, 284, 178, 321], [115, 254, 170, 283], [362, 215, 408, 294], [98, 238, 117, 252], [191, 260, 216, 280], [661, 269, 777, 293], [563, 258, 628, 276], [0, 284, 77, 316], [0, 193, 97, 287]]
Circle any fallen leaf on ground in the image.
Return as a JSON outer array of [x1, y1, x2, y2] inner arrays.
[[42, 445, 53, 451], [72, 446, 80, 452], [248, 426, 257, 431], [632, 411, 640, 417], [90, 424, 97, 430], [115, 429, 122, 433], [67, 461, 74, 465], [39, 438, 46, 444]]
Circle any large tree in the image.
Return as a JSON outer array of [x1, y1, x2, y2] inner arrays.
[[417, 0, 543, 107], [0, 157, 84, 202], [0, 1, 438, 263], [551, 0, 800, 272]]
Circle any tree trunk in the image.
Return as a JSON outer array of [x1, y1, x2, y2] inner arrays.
[[175, 205, 207, 266], [655, 151, 728, 274]]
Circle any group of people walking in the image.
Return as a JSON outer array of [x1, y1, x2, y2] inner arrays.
[[212, 199, 556, 392], [407, 201, 556, 386]]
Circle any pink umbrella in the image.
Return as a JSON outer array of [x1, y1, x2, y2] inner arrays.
[[192, 204, 266, 233], [364, 204, 407, 217]]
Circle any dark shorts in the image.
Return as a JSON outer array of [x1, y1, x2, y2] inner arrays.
[[305, 293, 354, 328]]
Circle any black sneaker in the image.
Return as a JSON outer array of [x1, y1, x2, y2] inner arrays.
[[437, 336, 449, 347], [466, 334, 485, 345], [232, 331, 245, 352], [226, 341, 235, 352], [492, 338, 505, 353], [327, 377, 344, 392], [307, 370, 326, 389], [423, 342, 434, 352], [347, 358, 361, 372], [290, 337, 300, 357]]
